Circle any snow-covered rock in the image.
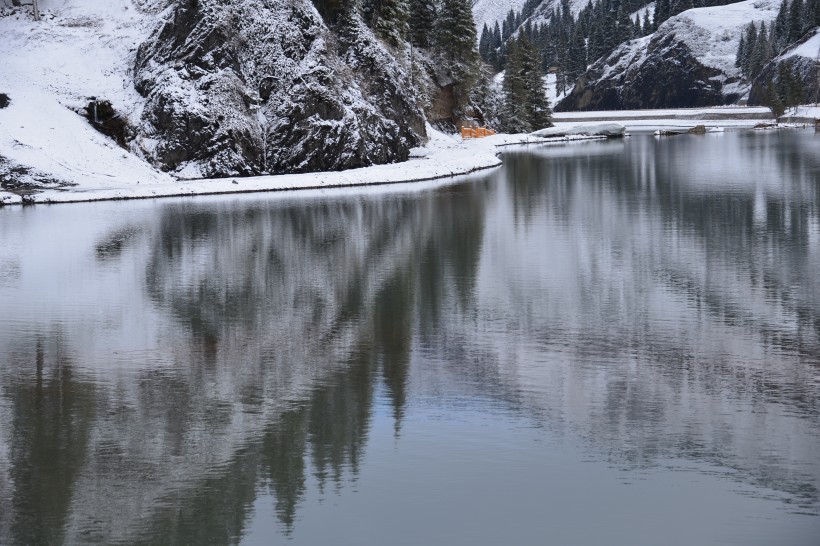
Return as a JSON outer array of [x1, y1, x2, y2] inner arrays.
[[557, 0, 783, 111], [135, 0, 426, 178], [0, 0, 428, 184]]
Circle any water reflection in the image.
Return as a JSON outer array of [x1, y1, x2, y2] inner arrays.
[[0, 131, 818, 544]]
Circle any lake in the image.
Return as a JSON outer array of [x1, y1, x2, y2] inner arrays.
[[0, 130, 818, 545]]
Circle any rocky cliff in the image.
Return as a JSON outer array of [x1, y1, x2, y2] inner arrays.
[[135, 0, 427, 178]]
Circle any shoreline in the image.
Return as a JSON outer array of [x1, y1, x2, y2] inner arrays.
[[2, 106, 808, 208], [0, 133, 605, 208]]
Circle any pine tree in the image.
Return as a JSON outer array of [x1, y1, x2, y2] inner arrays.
[[741, 22, 758, 77], [521, 36, 554, 130], [435, 0, 479, 65], [479, 23, 492, 61], [655, 0, 671, 29], [774, 0, 789, 52], [409, 0, 436, 48], [643, 9, 652, 35], [785, 65, 805, 111], [736, 34, 745, 68], [616, 4, 634, 44], [434, 0, 480, 108], [502, 39, 530, 132], [765, 79, 785, 117], [789, 0, 804, 43], [375, 0, 410, 46], [501, 35, 553, 133], [749, 24, 768, 79]]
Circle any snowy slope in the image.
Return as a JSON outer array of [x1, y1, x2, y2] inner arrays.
[[0, 0, 171, 189], [472, 0, 528, 31], [665, 0, 782, 81], [472, 0, 588, 32], [782, 27, 820, 61]]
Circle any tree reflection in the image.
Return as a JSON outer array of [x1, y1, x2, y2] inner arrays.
[[0, 132, 818, 543], [2, 337, 95, 546]]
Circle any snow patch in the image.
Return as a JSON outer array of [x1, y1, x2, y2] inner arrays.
[[781, 28, 820, 61]]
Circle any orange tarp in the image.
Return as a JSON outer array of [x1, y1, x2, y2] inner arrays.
[[461, 127, 496, 139]]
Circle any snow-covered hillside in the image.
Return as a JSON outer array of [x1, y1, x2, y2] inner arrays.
[[749, 27, 820, 107], [0, 0, 429, 189], [0, 0, 172, 189], [472, 0, 528, 31], [471, 0, 588, 32], [558, 0, 785, 111]]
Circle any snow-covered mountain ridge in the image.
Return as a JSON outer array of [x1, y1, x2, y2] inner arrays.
[[557, 0, 796, 110]]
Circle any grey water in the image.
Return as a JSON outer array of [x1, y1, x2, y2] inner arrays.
[[0, 131, 819, 545]]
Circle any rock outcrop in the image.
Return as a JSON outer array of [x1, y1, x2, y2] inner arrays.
[[134, 0, 427, 178]]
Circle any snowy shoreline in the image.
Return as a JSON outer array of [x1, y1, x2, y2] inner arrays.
[[0, 130, 606, 207], [2, 107, 807, 208]]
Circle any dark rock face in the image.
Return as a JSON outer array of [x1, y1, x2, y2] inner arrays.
[[557, 33, 740, 112], [85, 100, 129, 148], [134, 0, 426, 178], [0, 93, 9, 109]]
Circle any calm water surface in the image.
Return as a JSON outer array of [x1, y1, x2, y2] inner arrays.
[[0, 131, 819, 545]]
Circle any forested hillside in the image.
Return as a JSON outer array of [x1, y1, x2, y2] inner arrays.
[[478, 0, 819, 111]]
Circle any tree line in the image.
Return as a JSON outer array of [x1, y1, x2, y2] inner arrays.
[[313, 0, 554, 133], [480, 0, 743, 97]]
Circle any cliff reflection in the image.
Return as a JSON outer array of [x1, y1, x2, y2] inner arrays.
[[0, 132, 818, 544]]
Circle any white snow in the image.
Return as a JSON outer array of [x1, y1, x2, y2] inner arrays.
[[472, 0, 529, 32], [472, 0, 589, 33], [632, 2, 655, 24], [0, 89, 173, 189], [661, 0, 781, 77], [0, 122, 609, 205], [0, 0, 172, 201], [551, 106, 777, 131], [782, 28, 820, 60], [533, 123, 626, 137]]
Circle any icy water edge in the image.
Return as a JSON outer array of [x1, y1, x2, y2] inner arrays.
[[0, 131, 819, 545]]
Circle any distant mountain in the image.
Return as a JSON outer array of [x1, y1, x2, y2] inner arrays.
[[556, 0, 819, 110]]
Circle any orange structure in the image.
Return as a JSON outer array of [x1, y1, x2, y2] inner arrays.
[[461, 126, 497, 139]]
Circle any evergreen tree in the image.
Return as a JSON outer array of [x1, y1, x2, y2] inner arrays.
[[789, 0, 804, 43], [521, 37, 554, 130], [479, 23, 492, 61], [435, 0, 479, 64], [774, 0, 789, 52], [735, 34, 745, 68], [502, 40, 530, 132], [655, 0, 671, 29], [741, 22, 758, 77], [434, 0, 480, 108], [765, 79, 785, 118], [785, 65, 805, 110], [642, 9, 652, 35], [375, 0, 410, 46], [502, 36, 553, 132], [409, 0, 436, 48], [616, 3, 634, 44]]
